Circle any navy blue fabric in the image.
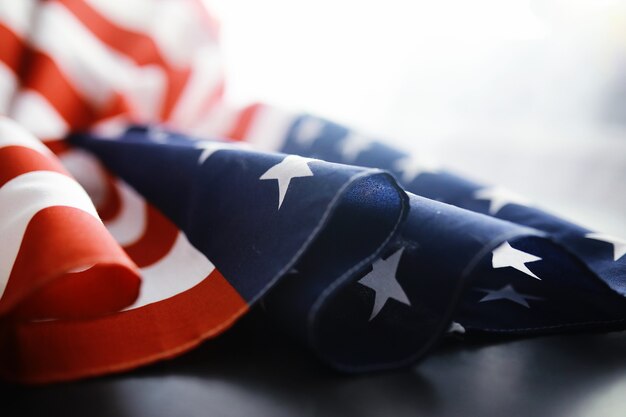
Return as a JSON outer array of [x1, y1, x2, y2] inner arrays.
[[71, 124, 626, 373], [265, 193, 547, 370]]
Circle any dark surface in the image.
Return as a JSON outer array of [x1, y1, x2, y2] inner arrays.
[[3, 310, 625, 417]]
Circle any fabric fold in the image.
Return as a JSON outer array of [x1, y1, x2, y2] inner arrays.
[[0, 0, 624, 385], [0, 117, 142, 382], [242, 111, 626, 336], [71, 126, 626, 376]]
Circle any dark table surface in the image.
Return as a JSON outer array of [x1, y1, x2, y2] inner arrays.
[[4, 310, 625, 417]]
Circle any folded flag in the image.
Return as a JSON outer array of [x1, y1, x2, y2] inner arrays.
[[0, 0, 624, 384]]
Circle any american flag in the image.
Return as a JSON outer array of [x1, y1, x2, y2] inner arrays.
[[1, 0, 625, 383]]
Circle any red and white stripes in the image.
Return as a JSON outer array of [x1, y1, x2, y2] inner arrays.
[[0, 0, 228, 310], [0, 116, 140, 319], [0, 117, 246, 383], [0, 0, 224, 145], [0, 0, 256, 383]]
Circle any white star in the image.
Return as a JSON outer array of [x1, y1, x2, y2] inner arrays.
[[473, 186, 529, 215], [337, 132, 371, 162], [447, 321, 466, 334], [492, 241, 542, 280], [586, 232, 626, 261], [147, 126, 169, 143], [259, 155, 315, 209], [477, 284, 543, 308], [358, 247, 411, 321], [195, 141, 251, 165], [293, 117, 324, 147], [392, 154, 439, 183]]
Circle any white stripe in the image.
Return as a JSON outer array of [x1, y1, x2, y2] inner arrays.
[[0, 0, 37, 37], [189, 103, 240, 139], [0, 62, 17, 114], [0, 115, 54, 156], [168, 49, 222, 125], [59, 149, 108, 208], [84, 0, 160, 33], [10, 90, 69, 140], [244, 105, 296, 151], [68, 264, 95, 273], [103, 181, 147, 247], [0, 171, 100, 298], [147, 0, 212, 67], [31, 2, 166, 113], [126, 232, 215, 309], [124, 64, 166, 121]]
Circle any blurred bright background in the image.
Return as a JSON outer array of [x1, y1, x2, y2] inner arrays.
[[207, 0, 626, 235]]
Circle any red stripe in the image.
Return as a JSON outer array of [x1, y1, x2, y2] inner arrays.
[[161, 68, 191, 121], [0, 206, 140, 319], [0, 145, 68, 188], [97, 173, 123, 221], [22, 50, 98, 129], [0, 23, 24, 73], [59, 0, 168, 67], [86, 175, 178, 267], [92, 177, 184, 267], [227, 103, 261, 141], [122, 204, 179, 268], [0, 268, 248, 384], [43, 139, 72, 156], [92, 176, 179, 268]]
